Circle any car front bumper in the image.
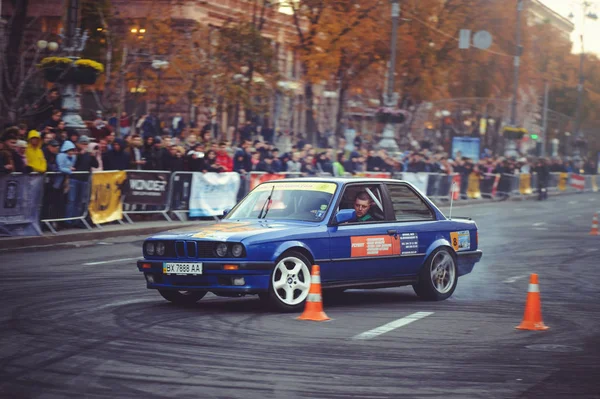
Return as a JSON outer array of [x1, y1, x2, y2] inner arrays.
[[137, 260, 274, 293]]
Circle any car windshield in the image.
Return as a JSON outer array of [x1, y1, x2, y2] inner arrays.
[[225, 181, 337, 222]]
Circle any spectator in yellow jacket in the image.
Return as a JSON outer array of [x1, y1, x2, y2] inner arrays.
[[25, 130, 47, 173]]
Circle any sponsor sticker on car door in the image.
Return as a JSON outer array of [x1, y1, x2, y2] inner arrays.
[[351, 235, 401, 257]]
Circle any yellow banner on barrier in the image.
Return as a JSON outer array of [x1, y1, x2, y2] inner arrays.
[[467, 172, 481, 199], [519, 173, 532, 195], [592, 176, 599, 193], [558, 172, 568, 192], [88, 171, 127, 225]]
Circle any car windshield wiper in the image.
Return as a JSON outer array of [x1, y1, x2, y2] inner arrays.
[[257, 185, 275, 219]]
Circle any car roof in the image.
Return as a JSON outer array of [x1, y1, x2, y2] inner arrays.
[[264, 177, 406, 185]]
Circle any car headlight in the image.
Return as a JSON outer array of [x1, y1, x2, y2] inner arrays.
[[216, 243, 228, 257], [145, 242, 155, 256], [156, 242, 166, 256], [231, 243, 244, 257]]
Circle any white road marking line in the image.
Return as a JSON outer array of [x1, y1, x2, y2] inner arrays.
[[533, 227, 549, 231], [585, 248, 599, 253], [353, 312, 434, 340], [503, 275, 528, 284], [533, 222, 546, 226], [83, 257, 139, 266], [568, 201, 578, 205], [589, 198, 596, 201]]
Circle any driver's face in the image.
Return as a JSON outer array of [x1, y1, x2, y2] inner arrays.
[[354, 198, 371, 218]]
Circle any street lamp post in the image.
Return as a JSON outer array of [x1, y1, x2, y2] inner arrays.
[[571, 3, 597, 157], [506, 0, 524, 157], [152, 59, 169, 121], [378, 0, 400, 153], [58, 0, 89, 132]]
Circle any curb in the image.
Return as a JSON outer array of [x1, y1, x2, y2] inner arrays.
[[0, 222, 201, 252]]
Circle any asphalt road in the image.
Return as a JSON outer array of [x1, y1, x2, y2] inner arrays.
[[1, 193, 600, 399]]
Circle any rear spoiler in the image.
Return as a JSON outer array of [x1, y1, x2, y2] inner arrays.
[[448, 216, 472, 220]]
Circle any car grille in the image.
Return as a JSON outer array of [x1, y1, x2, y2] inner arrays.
[[175, 240, 214, 259]]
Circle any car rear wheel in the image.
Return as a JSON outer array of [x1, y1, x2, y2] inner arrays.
[[413, 248, 457, 301], [158, 289, 207, 305], [265, 251, 312, 312]]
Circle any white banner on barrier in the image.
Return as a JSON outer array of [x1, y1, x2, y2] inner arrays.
[[402, 172, 430, 195], [189, 172, 241, 217]]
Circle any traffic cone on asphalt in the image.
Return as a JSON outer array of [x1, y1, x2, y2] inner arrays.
[[297, 265, 330, 322], [590, 212, 599, 236], [516, 274, 549, 331]]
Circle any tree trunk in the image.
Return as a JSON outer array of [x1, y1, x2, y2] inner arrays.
[[304, 81, 316, 146], [6, 0, 29, 84], [335, 79, 348, 139]]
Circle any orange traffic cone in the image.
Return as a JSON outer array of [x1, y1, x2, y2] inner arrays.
[[297, 265, 330, 322], [590, 212, 599, 236], [516, 274, 549, 331]]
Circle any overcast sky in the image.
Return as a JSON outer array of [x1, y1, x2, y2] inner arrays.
[[540, 0, 600, 55]]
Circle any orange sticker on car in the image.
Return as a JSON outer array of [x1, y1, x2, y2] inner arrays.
[[450, 232, 459, 251], [351, 235, 400, 257]]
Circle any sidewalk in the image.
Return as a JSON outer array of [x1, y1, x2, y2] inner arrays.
[[0, 220, 204, 252]]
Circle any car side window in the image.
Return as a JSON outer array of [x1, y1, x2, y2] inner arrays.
[[386, 184, 434, 221], [339, 185, 386, 223]]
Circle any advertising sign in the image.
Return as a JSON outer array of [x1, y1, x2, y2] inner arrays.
[[189, 172, 241, 217], [452, 137, 480, 162], [0, 174, 43, 236], [123, 171, 170, 206], [88, 171, 127, 224]]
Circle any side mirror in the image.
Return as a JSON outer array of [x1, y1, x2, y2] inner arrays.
[[335, 209, 355, 224], [223, 208, 231, 217]]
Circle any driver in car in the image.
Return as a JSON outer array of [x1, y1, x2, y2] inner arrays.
[[352, 191, 379, 222]]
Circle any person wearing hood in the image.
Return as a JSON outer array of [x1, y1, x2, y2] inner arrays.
[[102, 138, 130, 170], [65, 135, 99, 225], [53, 140, 77, 221], [25, 130, 47, 173]]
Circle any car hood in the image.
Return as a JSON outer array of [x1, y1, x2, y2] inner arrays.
[[149, 220, 316, 242]]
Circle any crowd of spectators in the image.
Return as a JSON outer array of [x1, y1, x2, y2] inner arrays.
[[1, 103, 598, 227], [2, 105, 599, 179]]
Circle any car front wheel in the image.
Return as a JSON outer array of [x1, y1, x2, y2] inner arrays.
[[158, 289, 207, 305], [413, 248, 457, 301], [264, 251, 312, 312]]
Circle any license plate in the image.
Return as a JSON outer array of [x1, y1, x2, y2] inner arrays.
[[163, 262, 203, 275]]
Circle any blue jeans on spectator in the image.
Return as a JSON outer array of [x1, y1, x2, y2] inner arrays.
[[65, 179, 88, 224]]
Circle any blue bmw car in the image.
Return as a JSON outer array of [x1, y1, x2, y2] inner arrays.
[[137, 178, 482, 311]]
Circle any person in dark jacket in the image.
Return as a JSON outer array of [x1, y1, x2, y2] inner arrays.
[[187, 143, 206, 172], [143, 136, 168, 170], [203, 150, 226, 172], [535, 158, 550, 201], [165, 145, 185, 172], [102, 138, 130, 170], [41, 139, 62, 222], [256, 155, 276, 173], [0, 127, 26, 173]]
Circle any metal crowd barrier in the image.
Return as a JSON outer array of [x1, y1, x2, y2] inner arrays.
[[3, 169, 599, 236], [40, 171, 93, 234], [169, 171, 195, 222]]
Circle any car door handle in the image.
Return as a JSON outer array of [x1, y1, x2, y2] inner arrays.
[[387, 229, 397, 236]]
